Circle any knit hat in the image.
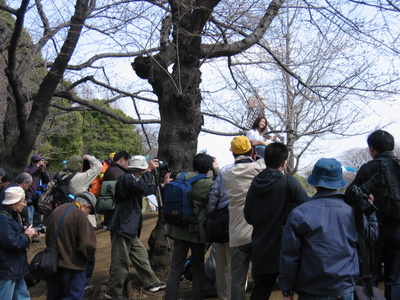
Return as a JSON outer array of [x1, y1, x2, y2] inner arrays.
[[66, 155, 83, 172], [307, 158, 347, 189], [74, 191, 97, 215], [230, 136, 252, 155], [2, 186, 25, 205], [128, 155, 149, 170]]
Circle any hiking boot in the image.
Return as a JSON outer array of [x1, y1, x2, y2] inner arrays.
[[146, 281, 167, 292], [104, 293, 127, 300]]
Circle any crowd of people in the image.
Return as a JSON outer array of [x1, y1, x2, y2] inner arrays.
[[0, 121, 399, 300]]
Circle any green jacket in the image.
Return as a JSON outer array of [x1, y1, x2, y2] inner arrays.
[[167, 168, 219, 243]]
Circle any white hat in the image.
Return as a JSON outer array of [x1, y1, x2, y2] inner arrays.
[[3, 186, 25, 205], [128, 155, 149, 170]]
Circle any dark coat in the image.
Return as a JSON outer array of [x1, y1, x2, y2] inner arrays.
[[45, 203, 96, 270], [0, 205, 30, 280], [103, 162, 126, 181], [244, 168, 309, 274], [347, 150, 398, 222], [108, 171, 156, 240]]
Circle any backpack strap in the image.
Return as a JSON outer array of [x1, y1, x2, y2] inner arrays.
[[186, 173, 207, 184], [51, 205, 75, 248]]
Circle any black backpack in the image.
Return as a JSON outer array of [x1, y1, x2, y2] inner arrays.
[[37, 171, 76, 216], [376, 156, 400, 220]]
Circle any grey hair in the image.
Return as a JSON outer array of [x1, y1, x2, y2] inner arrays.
[[15, 172, 32, 184]]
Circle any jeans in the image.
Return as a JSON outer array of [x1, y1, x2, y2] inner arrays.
[[0, 277, 30, 300], [371, 222, 400, 300], [298, 293, 353, 300], [231, 243, 252, 300], [165, 239, 206, 300], [46, 267, 86, 300]]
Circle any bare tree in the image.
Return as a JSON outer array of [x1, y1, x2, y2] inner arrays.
[[1, 0, 400, 276]]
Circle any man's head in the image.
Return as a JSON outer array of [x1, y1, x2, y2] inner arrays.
[[264, 143, 289, 169], [367, 130, 394, 157], [193, 153, 214, 174], [74, 191, 97, 215], [15, 172, 32, 190], [3, 186, 27, 213], [307, 158, 347, 190], [230, 136, 252, 157], [66, 155, 83, 172], [113, 150, 131, 169]]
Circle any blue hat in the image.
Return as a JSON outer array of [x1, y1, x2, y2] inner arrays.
[[307, 158, 347, 189]]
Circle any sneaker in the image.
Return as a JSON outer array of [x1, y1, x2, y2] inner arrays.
[[104, 293, 127, 300], [146, 281, 166, 292]]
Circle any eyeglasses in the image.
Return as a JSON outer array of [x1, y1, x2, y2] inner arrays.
[[20, 198, 27, 204]]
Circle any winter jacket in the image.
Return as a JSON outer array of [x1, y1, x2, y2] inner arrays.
[[0, 205, 30, 280], [347, 151, 400, 222], [108, 171, 156, 239], [279, 191, 359, 297], [244, 168, 308, 274], [221, 156, 265, 247], [25, 164, 51, 200], [45, 203, 96, 271]]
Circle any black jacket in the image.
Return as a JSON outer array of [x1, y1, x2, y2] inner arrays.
[[347, 150, 399, 222], [108, 171, 156, 239], [244, 168, 309, 274]]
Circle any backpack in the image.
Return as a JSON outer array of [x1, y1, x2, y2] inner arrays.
[[162, 172, 207, 226], [37, 171, 76, 216], [95, 180, 117, 214], [376, 156, 400, 219]]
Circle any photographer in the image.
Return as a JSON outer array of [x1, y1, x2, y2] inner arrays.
[[25, 155, 51, 231], [105, 156, 169, 300], [346, 130, 400, 300]]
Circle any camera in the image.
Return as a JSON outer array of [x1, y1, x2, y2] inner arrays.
[[346, 173, 382, 216], [157, 160, 169, 173]]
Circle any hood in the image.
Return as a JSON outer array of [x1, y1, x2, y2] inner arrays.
[[251, 168, 284, 195]]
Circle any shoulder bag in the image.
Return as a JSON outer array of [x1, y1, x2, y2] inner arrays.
[[29, 205, 75, 281]]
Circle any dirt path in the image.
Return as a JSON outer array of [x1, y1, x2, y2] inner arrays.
[[26, 212, 283, 300]]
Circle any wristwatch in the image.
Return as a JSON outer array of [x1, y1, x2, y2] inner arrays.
[[282, 290, 294, 297]]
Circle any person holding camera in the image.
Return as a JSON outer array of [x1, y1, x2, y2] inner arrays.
[[0, 186, 40, 300], [25, 155, 51, 232], [347, 130, 400, 300], [279, 158, 377, 300], [105, 156, 169, 300]]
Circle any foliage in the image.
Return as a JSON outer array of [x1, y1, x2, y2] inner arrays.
[[33, 99, 142, 172]]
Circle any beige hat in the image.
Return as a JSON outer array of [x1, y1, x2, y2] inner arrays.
[[128, 155, 148, 170], [3, 186, 25, 205], [66, 155, 83, 172]]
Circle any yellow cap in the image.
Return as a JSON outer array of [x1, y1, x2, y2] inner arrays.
[[230, 136, 252, 155], [108, 152, 115, 159]]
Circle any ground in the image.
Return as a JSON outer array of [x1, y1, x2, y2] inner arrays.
[[26, 212, 284, 299]]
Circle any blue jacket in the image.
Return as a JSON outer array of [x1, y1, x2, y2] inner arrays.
[[108, 171, 156, 240], [279, 191, 360, 297], [0, 205, 30, 280]]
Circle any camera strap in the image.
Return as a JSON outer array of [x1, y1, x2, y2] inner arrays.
[[354, 209, 375, 298]]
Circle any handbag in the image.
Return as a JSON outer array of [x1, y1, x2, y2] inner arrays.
[[205, 204, 229, 243], [29, 206, 75, 280]]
